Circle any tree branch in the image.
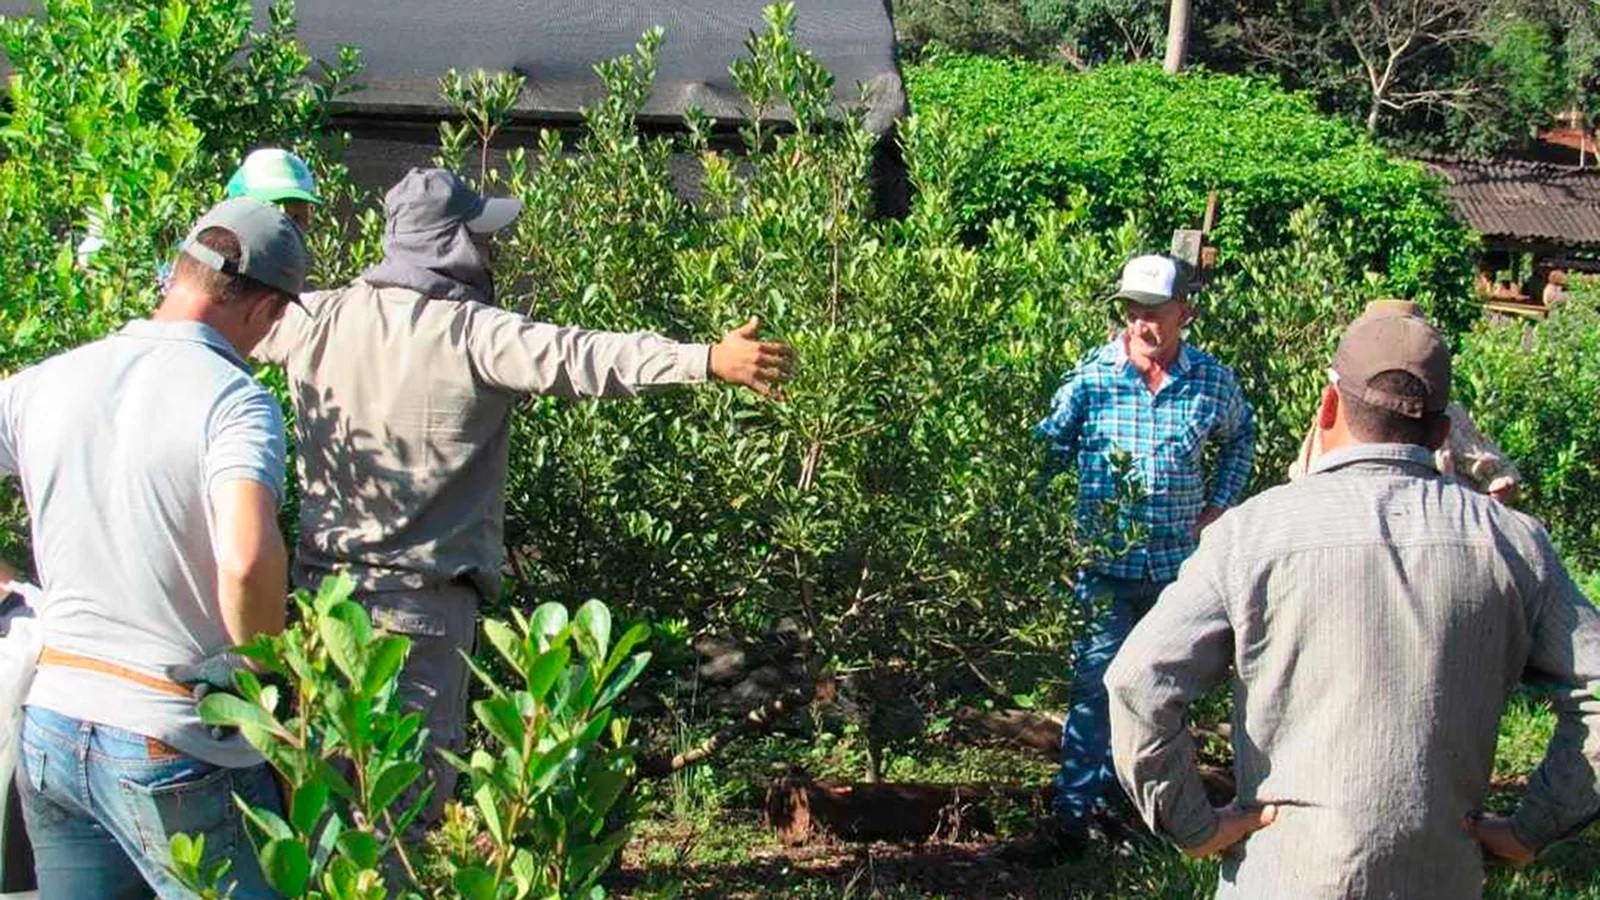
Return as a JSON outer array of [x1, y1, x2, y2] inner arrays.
[[636, 692, 806, 778]]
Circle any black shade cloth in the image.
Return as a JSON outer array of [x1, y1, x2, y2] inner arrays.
[[0, 1, 906, 133]]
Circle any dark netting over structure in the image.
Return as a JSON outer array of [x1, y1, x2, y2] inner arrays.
[[0, 1, 906, 133]]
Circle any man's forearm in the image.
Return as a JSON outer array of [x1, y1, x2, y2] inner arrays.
[[211, 479, 289, 645], [218, 532, 287, 644], [1509, 683, 1600, 851]]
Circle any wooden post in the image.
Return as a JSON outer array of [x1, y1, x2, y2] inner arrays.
[[1164, 0, 1192, 74]]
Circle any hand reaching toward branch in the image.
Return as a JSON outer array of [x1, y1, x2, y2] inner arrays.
[[710, 316, 795, 397]]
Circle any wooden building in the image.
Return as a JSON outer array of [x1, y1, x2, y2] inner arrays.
[[1423, 157, 1600, 318]]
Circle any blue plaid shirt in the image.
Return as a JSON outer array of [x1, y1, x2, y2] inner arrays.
[[1036, 336, 1255, 581]]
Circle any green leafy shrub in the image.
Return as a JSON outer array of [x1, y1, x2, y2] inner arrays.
[[183, 575, 651, 899], [901, 53, 1478, 331], [0, 0, 363, 565], [1458, 277, 1600, 568]]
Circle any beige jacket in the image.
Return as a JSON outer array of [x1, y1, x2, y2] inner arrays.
[[255, 280, 709, 598], [1287, 402, 1521, 494]]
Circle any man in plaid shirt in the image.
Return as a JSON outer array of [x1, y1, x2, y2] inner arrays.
[[1031, 254, 1255, 852]]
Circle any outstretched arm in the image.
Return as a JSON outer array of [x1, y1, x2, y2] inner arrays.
[[467, 307, 793, 399]]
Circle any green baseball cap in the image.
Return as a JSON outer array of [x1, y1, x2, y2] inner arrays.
[[180, 197, 310, 299], [225, 148, 323, 206]]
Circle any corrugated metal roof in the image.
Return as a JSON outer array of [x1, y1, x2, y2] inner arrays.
[[0, 1, 906, 134], [1423, 158, 1600, 248]]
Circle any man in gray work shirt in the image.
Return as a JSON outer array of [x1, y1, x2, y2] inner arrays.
[[253, 168, 794, 826], [1107, 301, 1600, 898]]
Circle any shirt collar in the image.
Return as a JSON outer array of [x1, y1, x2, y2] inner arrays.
[[116, 319, 252, 374], [1307, 442, 1439, 477]]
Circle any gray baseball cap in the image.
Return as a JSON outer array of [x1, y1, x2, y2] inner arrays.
[[383, 167, 522, 236], [180, 197, 309, 298]]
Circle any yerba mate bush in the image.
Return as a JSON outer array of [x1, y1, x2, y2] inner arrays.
[[456, 7, 1425, 770], [176, 576, 650, 899], [0, 0, 363, 564], [1459, 279, 1600, 570], [0, 0, 1506, 796]]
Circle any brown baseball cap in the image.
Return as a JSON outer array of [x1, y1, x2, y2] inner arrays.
[[1331, 300, 1451, 419]]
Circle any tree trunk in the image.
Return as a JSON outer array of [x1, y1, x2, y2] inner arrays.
[[1164, 0, 1192, 74]]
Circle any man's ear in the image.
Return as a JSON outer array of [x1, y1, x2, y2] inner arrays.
[[1317, 383, 1340, 431]]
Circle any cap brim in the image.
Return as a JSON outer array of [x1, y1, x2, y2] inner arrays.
[[466, 197, 523, 234], [241, 187, 324, 206], [1115, 289, 1174, 306]]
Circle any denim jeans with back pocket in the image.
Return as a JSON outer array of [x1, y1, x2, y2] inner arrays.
[[17, 705, 282, 899]]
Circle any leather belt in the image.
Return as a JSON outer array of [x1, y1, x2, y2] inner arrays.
[[37, 647, 192, 700]]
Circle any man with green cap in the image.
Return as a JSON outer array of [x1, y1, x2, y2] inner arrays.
[[225, 147, 323, 231], [1, 197, 307, 897]]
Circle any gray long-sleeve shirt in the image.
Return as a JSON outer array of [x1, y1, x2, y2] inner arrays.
[[1107, 443, 1600, 900], [253, 280, 709, 599]]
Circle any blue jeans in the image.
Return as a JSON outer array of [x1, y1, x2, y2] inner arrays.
[[17, 706, 282, 899], [1052, 573, 1170, 828]]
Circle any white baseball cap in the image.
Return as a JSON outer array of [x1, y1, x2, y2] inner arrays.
[[1115, 254, 1188, 306]]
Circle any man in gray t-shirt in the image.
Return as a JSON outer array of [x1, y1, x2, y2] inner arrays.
[[0, 198, 307, 899]]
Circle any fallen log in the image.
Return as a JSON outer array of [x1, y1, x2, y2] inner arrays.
[[765, 777, 1047, 845], [952, 707, 1062, 756]]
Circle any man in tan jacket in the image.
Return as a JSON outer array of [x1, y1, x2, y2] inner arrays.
[[254, 167, 793, 825]]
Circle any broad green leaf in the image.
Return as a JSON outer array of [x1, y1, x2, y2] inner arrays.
[[198, 693, 286, 738], [336, 830, 380, 870], [289, 780, 329, 836], [528, 603, 569, 651], [474, 695, 527, 749], [361, 635, 408, 698], [574, 599, 612, 660], [483, 618, 532, 673], [454, 866, 498, 900], [475, 784, 505, 844], [369, 761, 424, 813], [311, 813, 344, 871], [594, 652, 651, 710], [237, 800, 294, 843], [526, 646, 571, 702], [510, 847, 538, 894], [319, 615, 365, 687], [601, 622, 651, 681], [260, 838, 311, 896]]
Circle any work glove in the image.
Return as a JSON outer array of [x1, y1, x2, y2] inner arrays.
[[167, 652, 249, 741]]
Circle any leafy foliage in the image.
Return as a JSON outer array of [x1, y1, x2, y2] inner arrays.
[[179, 576, 651, 899], [1459, 278, 1600, 569], [0, 0, 363, 565], [902, 54, 1478, 331], [187, 574, 431, 899]]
